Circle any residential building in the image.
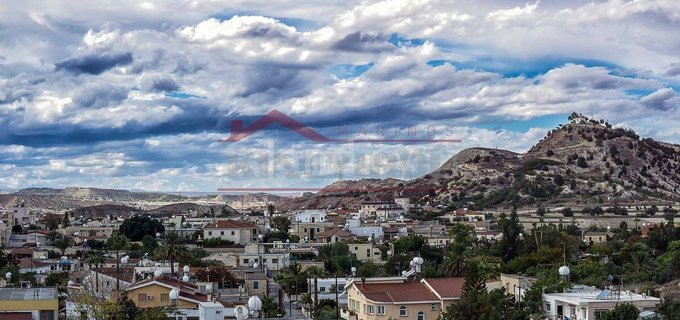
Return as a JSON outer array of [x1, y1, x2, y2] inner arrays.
[[126, 277, 201, 309], [10, 202, 36, 227], [500, 274, 535, 301], [359, 201, 404, 220], [348, 243, 383, 262], [203, 220, 259, 245], [345, 219, 383, 241], [543, 286, 660, 319], [583, 231, 608, 243], [343, 277, 464, 320], [316, 228, 355, 243], [293, 210, 328, 223], [238, 243, 290, 271], [291, 222, 334, 241], [0, 287, 59, 320]]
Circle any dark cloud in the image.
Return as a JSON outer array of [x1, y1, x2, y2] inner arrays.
[[141, 76, 180, 92], [332, 32, 392, 52], [641, 88, 679, 111], [72, 84, 129, 108], [665, 63, 680, 77], [54, 52, 133, 75]]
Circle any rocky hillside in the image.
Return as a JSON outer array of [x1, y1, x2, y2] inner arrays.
[[277, 114, 680, 210]]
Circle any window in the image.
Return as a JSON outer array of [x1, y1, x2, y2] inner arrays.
[[208, 231, 212, 236], [399, 306, 407, 317], [367, 305, 374, 314], [243, 259, 249, 263], [106, 280, 111, 287], [272, 259, 278, 263], [320, 286, 326, 292], [138, 294, 147, 302], [431, 303, 437, 311], [377, 306, 385, 315], [161, 293, 169, 302], [253, 281, 259, 289], [220, 231, 225, 236], [231, 231, 235, 236], [417, 311, 425, 320]]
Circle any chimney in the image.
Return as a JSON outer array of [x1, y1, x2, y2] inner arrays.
[[361, 278, 366, 289]]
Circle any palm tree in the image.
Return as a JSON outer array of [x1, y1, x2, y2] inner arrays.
[[441, 251, 466, 277], [625, 251, 654, 274], [107, 232, 129, 291], [154, 231, 188, 277], [86, 251, 105, 294]]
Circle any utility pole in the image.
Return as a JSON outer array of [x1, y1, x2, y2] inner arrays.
[[335, 275, 339, 320]]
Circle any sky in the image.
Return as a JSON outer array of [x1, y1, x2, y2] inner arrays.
[[1, 0, 679, 192]]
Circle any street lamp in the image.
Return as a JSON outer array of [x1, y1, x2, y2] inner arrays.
[[5, 272, 11, 286]]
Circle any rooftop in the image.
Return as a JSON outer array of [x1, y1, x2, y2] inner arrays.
[[205, 220, 257, 229], [422, 278, 465, 300], [354, 281, 439, 303], [0, 287, 58, 301]]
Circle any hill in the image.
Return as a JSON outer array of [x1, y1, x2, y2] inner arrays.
[[277, 114, 680, 210]]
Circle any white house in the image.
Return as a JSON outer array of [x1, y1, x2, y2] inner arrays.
[[293, 210, 327, 223], [543, 286, 659, 319], [203, 220, 259, 245]]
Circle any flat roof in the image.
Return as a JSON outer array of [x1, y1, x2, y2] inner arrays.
[[0, 288, 58, 301]]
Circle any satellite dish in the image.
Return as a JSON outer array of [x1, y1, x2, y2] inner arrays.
[[234, 305, 248, 320]]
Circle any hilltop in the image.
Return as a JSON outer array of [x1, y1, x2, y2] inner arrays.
[[277, 113, 680, 210]]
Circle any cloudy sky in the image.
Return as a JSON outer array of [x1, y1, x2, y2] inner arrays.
[[1, 0, 679, 192]]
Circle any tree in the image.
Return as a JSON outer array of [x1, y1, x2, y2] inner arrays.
[[271, 216, 291, 232], [498, 206, 523, 262], [601, 303, 639, 320], [154, 231, 188, 277], [45, 271, 68, 287], [536, 206, 546, 217], [11, 225, 22, 234], [577, 156, 588, 168], [142, 235, 158, 255], [657, 300, 680, 320], [107, 232, 130, 291], [119, 216, 165, 242], [440, 261, 491, 319], [195, 264, 241, 288], [562, 207, 574, 217], [53, 238, 71, 256], [63, 211, 70, 227]]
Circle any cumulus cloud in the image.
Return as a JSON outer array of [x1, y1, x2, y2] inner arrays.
[[0, 0, 679, 190]]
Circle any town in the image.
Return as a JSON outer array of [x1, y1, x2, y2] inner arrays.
[[0, 194, 678, 319]]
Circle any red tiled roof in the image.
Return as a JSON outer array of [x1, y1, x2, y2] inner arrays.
[[355, 281, 439, 303], [18, 258, 49, 269], [11, 247, 34, 255], [422, 278, 465, 299], [316, 228, 353, 238], [205, 220, 257, 229]]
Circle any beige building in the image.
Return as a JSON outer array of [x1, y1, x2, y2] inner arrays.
[[583, 232, 608, 243], [348, 243, 383, 263], [344, 277, 464, 320], [203, 220, 259, 245], [0, 287, 59, 320]]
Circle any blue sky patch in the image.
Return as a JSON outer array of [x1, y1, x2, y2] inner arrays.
[[165, 92, 206, 99], [389, 33, 425, 47], [329, 63, 375, 79], [474, 113, 569, 132]]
